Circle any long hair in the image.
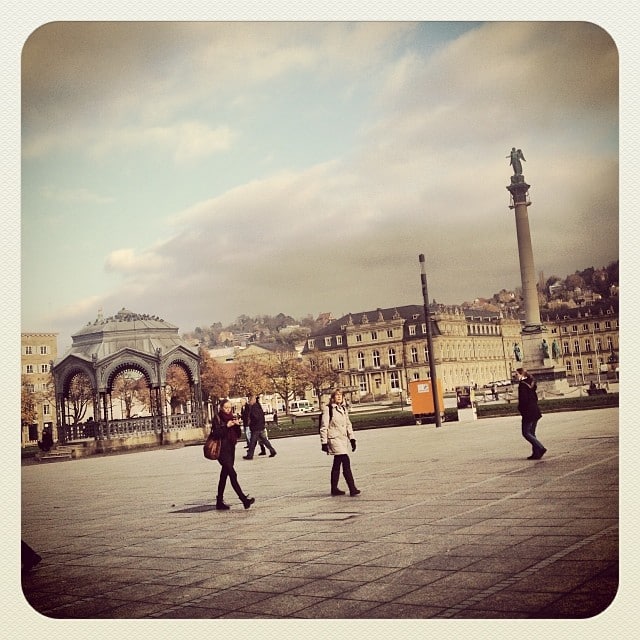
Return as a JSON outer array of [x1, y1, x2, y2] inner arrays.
[[329, 389, 343, 404]]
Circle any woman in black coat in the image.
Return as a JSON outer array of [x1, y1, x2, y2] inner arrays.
[[516, 367, 546, 460], [215, 399, 255, 510]]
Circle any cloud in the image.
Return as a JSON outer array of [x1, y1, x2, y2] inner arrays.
[[105, 248, 172, 274], [41, 186, 114, 204], [23, 22, 619, 344]]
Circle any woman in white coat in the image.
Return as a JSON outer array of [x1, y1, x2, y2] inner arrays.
[[319, 389, 360, 496]]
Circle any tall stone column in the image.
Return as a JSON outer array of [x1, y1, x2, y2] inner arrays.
[[506, 149, 568, 393], [507, 176, 541, 331]]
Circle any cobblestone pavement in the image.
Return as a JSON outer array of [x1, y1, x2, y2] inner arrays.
[[17, 408, 625, 633]]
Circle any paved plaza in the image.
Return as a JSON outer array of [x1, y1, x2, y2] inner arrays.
[[17, 407, 625, 631]]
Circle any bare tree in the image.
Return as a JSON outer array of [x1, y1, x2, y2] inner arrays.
[[67, 372, 93, 425], [264, 349, 306, 414], [301, 356, 341, 411]]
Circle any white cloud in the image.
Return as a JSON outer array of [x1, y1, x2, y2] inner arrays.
[[41, 186, 114, 204], [105, 248, 172, 274]]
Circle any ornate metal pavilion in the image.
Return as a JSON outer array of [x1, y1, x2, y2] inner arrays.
[[52, 308, 205, 451]]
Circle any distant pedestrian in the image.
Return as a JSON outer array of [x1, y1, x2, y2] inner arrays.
[[37, 426, 53, 452], [243, 396, 276, 460], [516, 368, 546, 460], [491, 384, 499, 401], [319, 389, 360, 496], [215, 399, 255, 510]]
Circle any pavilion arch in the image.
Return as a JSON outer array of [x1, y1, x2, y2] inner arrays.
[[52, 309, 205, 451]]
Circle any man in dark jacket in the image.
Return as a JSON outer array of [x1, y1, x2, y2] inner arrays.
[[243, 395, 276, 460], [516, 367, 546, 459]]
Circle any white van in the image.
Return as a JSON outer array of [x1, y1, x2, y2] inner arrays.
[[289, 400, 314, 414]]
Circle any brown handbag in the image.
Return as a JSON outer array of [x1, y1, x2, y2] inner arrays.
[[203, 433, 222, 460]]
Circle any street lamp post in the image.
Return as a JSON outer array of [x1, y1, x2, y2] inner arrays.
[[419, 254, 442, 428]]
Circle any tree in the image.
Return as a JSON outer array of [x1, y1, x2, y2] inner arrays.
[[264, 349, 306, 413], [111, 369, 149, 418], [165, 365, 191, 415], [199, 347, 230, 404], [229, 357, 270, 398], [301, 356, 340, 410], [21, 375, 37, 428], [67, 372, 93, 425]]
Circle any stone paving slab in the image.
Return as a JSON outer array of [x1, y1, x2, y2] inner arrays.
[[15, 407, 631, 634]]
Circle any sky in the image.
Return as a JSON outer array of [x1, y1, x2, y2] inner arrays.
[[20, 20, 619, 351]]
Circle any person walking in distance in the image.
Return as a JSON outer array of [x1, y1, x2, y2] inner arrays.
[[243, 395, 276, 460], [215, 399, 255, 510], [320, 389, 360, 496], [241, 397, 267, 455], [516, 367, 546, 460]]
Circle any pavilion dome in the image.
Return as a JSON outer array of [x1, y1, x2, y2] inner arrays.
[[57, 308, 197, 363]]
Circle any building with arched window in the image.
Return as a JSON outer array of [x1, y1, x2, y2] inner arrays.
[[302, 304, 522, 400]]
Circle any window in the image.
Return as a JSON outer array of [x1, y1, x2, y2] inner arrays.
[[572, 325, 578, 333], [41, 364, 49, 373], [587, 358, 594, 371], [594, 322, 600, 330], [26, 383, 34, 393], [336, 336, 343, 345], [573, 340, 580, 354], [576, 359, 583, 372], [605, 321, 611, 329], [308, 339, 315, 349], [357, 352, 365, 369], [582, 324, 589, 332], [566, 360, 572, 371], [411, 346, 419, 363], [421, 323, 426, 333], [390, 371, 400, 389], [596, 338, 602, 352], [372, 350, 381, 368], [563, 341, 570, 355], [585, 339, 591, 352], [358, 375, 367, 393], [424, 345, 429, 362], [338, 356, 344, 370], [356, 334, 362, 343], [25, 345, 33, 355], [40, 346, 48, 355], [25, 365, 34, 374], [388, 348, 397, 366], [412, 372, 420, 380], [324, 337, 332, 347], [386, 329, 393, 338], [607, 337, 613, 350], [371, 331, 377, 340], [562, 326, 569, 333], [408, 325, 416, 336], [42, 404, 50, 415]]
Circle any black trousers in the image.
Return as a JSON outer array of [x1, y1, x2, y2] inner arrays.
[[217, 445, 245, 501], [331, 454, 356, 491]]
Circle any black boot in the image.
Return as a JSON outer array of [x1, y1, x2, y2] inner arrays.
[[343, 466, 360, 497], [216, 497, 230, 510], [330, 465, 342, 496], [242, 496, 255, 509]]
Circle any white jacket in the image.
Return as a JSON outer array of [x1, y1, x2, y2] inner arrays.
[[319, 403, 354, 455]]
